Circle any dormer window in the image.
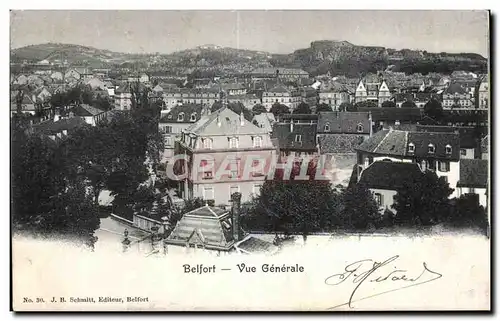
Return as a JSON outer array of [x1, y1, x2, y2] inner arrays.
[[295, 135, 302, 143], [445, 144, 452, 154], [324, 123, 330, 132], [177, 112, 185, 121], [428, 143, 435, 154], [357, 123, 364, 133], [190, 113, 197, 121], [253, 136, 262, 148], [408, 143, 415, 153], [229, 137, 239, 149]]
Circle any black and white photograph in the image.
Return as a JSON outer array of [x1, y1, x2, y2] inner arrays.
[[9, 8, 491, 311]]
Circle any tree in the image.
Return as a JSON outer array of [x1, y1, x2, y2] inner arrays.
[[446, 194, 488, 234], [401, 100, 417, 108], [355, 101, 378, 109], [339, 102, 357, 112], [270, 103, 290, 117], [295, 102, 311, 114], [423, 99, 444, 121], [316, 103, 332, 112], [341, 183, 380, 231], [252, 104, 267, 115], [392, 171, 454, 227], [381, 100, 396, 108], [245, 177, 343, 243]]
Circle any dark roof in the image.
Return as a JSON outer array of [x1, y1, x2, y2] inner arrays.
[[358, 161, 425, 190], [317, 112, 371, 134], [278, 114, 318, 122], [444, 82, 467, 95], [357, 129, 460, 160], [32, 117, 88, 135], [271, 123, 317, 151], [457, 159, 488, 188], [318, 134, 366, 154], [160, 104, 203, 123], [359, 107, 423, 122], [416, 125, 480, 149]]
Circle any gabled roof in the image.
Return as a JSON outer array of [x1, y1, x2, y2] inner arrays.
[[457, 159, 488, 188], [416, 125, 479, 149], [359, 107, 423, 122], [318, 134, 366, 154], [317, 112, 371, 134], [358, 161, 425, 190], [252, 113, 275, 132], [357, 129, 460, 160], [234, 235, 278, 254], [267, 84, 291, 93], [32, 117, 88, 135], [271, 123, 317, 151], [185, 107, 267, 136]]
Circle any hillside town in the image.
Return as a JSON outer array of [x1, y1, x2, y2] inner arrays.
[[11, 41, 490, 257]]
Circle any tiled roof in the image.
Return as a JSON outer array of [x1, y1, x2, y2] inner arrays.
[[457, 159, 488, 188], [357, 129, 460, 160], [72, 104, 105, 117], [318, 134, 367, 154], [32, 117, 88, 135], [278, 114, 318, 122], [166, 205, 234, 250], [416, 125, 479, 149], [358, 161, 425, 190], [271, 123, 317, 151], [267, 84, 291, 93], [317, 112, 371, 134], [252, 113, 275, 132], [235, 235, 278, 254]]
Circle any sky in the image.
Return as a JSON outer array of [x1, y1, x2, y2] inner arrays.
[[10, 10, 489, 57]]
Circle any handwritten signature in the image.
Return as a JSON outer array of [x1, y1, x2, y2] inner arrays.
[[324, 255, 443, 310]]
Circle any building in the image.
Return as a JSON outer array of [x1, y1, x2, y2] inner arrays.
[[442, 82, 473, 110], [159, 104, 204, 162], [272, 114, 318, 157], [139, 73, 150, 83], [456, 159, 488, 208], [10, 91, 36, 116], [65, 67, 93, 81], [359, 107, 423, 132], [163, 88, 220, 110], [317, 112, 372, 153], [318, 82, 350, 110], [416, 125, 481, 160], [70, 104, 106, 126], [300, 87, 318, 108], [222, 83, 247, 96], [50, 71, 64, 82], [114, 83, 134, 110], [355, 129, 461, 197], [85, 77, 107, 91], [177, 107, 277, 205], [262, 84, 302, 112], [355, 74, 391, 106], [477, 75, 489, 110], [249, 67, 309, 81], [357, 161, 426, 213], [227, 93, 261, 110]]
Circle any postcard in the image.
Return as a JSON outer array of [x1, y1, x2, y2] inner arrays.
[[10, 9, 490, 311]]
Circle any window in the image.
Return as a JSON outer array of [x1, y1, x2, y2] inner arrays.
[[374, 193, 383, 207], [190, 113, 197, 121], [408, 142, 415, 153], [177, 113, 185, 121], [428, 143, 435, 154], [295, 135, 302, 143], [202, 187, 214, 201], [438, 161, 450, 172], [357, 123, 364, 133], [324, 123, 330, 132], [420, 160, 427, 171], [202, 138, 213, 149], [253, 184, 262, 196], [201, 159, 214, 179], [253, 136, 262, 148], [229, 159, 239, 178], [229, 185, 239, 200], [229, 137, 239, 149], [460, 148, 467, 156], [395, 120, 400, 126], [164, 136, 172, 146], [162, 126, 172, 134], [445, 144, 452, 155]]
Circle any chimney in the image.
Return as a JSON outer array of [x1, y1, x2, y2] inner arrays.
[[231, 192, 242, 242], [53, 114, 60, 122], [240, 111, 245, 126]]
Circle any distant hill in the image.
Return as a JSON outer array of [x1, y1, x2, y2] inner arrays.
[[11, 41, 487, 76]]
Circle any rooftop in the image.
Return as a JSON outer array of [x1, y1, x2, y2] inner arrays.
[[457, 159, 488, 188], [358, 161, 425, 190]]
